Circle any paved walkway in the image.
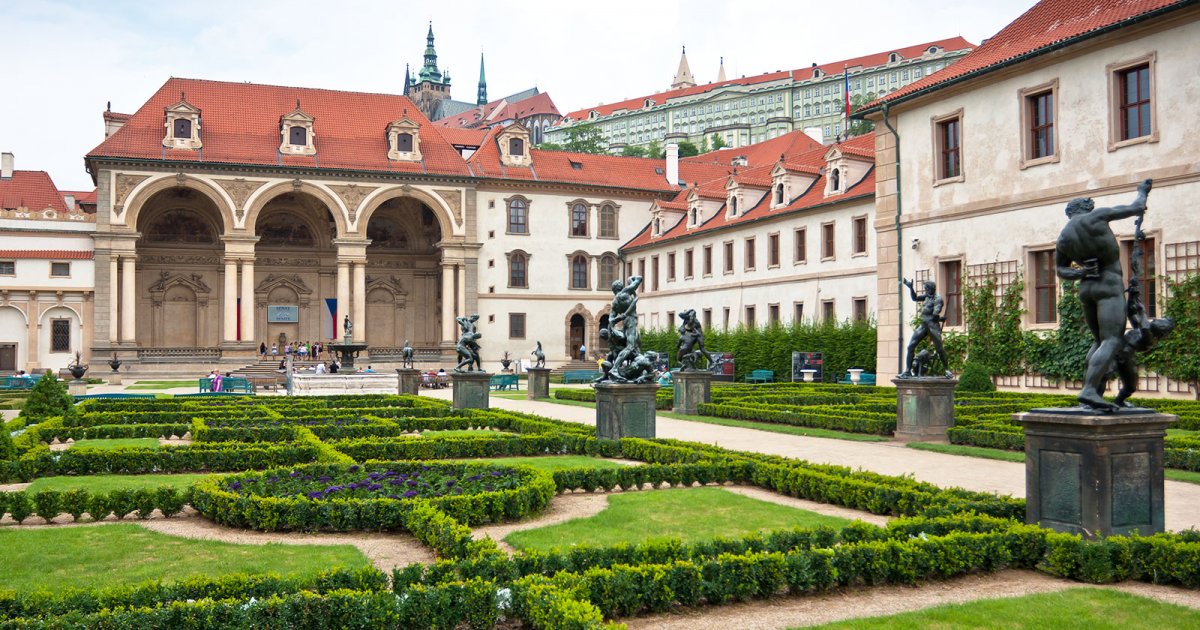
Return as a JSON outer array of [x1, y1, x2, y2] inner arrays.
[[424, 389, 1200, 531]]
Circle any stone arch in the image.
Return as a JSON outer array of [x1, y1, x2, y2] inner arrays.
[[563, 303, 594, 360], [148, 271, 212, 347], [122, 174, 236, 235], [243, 180, 349, 239], [0, 306, 27, 372], [356, 186, 460, 241], [38, 305, 82, 368]]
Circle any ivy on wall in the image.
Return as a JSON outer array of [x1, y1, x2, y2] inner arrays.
[[1144, 274, 1200, 390]]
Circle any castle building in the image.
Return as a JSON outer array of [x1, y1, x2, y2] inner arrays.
[[546, 37, 974, 150]]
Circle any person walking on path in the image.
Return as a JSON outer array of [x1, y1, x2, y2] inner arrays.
[[259, 342, 267, 358], [579, 342, 587, 361], [271, 343, 278, 357]]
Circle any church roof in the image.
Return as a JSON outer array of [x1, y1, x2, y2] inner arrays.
[[434, 89, 560, 128], [863, 0, 1188, 112], [86, 77, 473, 178]]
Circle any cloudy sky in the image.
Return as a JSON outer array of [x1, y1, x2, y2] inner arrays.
[[1, 0, 1036, 191]]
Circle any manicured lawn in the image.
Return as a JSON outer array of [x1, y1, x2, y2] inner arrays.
[[803, 587, 1200, 629], [125, 380, 198, 390], [0, 524, 369, 592], [505, 487, 853, 551], [1167, 428, 1199, 437], [71, 438, 160, 451], [907, 442, 1200, 485], [26, 473, 221, 493], [659, 410, 890, 442], [463, 455, 633, 472]]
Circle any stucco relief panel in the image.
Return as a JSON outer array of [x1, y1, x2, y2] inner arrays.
[[213, 178, 268, 223], [112, 173, 151, 219], [328, 184, 378, 225]]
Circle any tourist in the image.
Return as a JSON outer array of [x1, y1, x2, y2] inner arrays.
[[212, 370, 223, 393], [364, 365, 375, 373], [579, 342, 587, 361], [315, 361, 327, 374], [284, 343, 291, 357], [298, 343, 309, 360], [271, 343, 278, 357], [259, 341, 267, 358], [330, 360, 340, 374], [277, 359, 286, 371]]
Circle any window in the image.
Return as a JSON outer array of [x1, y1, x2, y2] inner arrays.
[[598, 204, 617, 238], [703, 245, 713, 276], [509, 313, 526, 338], [684, 249, 694, 278], [940, 260, 963, 326], [570, 203, 589, 237], [768, 304, 780, 325], [1123, 237, 1157, 317], [730, 196, 738, 215], [744, 237, 756, 270], [396, 132, 414, 153], [599, 255, 619, 288], [173, 118, 192, 139], [571, 255, 589, 289], [1027, 90, 1054, 159], [794, 302, 804, 322], [50, 319, 70, 353], [821, 300, 835, 322], [774, 183, 785, 205], [794, 228, 807, 263], [508, 252, 528, 288], [723, 307, 730, 330], [768, 233, 780, 267], [507, 198, 528, 234], [638, 258, 646, 278], [936, 115, 962, 180], [821, 222, 835, 260], [0, 261, 14, 275], [288, 125, 306, 146], [853, 217, 868, 255], [667, 252, 676, 281], [509, 137, 525, 156], [745, 306, 756, 329], [723, 241, 734, 273], [1032, 250, 1057, 323], [831, 169, 840, 191], [853, 298, 867, 322], [650, 255, 659, 290], [50, 262, 70, 277], [1118, 64, 1151, 141], [702, 308, 712, 330]]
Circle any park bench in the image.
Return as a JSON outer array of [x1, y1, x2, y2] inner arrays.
[[745, 369, 775, 384], [199, 377, 255, 394], [0, 376, 36, 391], [73, 393, 156, 401], [489, 374, 519, 390], [246, 375, 284, 391], [837, 372, 877, 385], [562, 370, 601, 384]]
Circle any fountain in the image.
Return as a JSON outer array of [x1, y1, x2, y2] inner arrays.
[[326, 315, 368, 369], [290, 316, 392, 395]]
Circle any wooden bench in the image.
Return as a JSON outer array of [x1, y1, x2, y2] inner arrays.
[[837, 372, 877, 385], [562, 370, 601, 384], [246, 375, 284, 391], [745, 369, 775, 384], [0, 376, 36, 391], [199, 377, 255, 394], [489, 374, 519, 390]]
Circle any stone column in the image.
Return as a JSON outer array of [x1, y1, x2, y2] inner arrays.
[[240, 259, 255, 343], [352, 262, 366, 341], [337, 262, 350, 335], [456, 263, 467, 320], [441, 262, 455, 343], [108, 256, 119, 343], [222, 258, 238, 343], [120, 256, 137, 342]]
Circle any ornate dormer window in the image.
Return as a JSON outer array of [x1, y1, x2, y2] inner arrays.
[[588, 111, 600, 120], [497, 124, 532, 167], [822, 144, 872, 197], [688, 206, 698, 228], [387, 115, 422, 162], [831, 169, 841, 192], [644, 98, 655, 108], [888, 52, 902, 63], [280, 103, 316, 156], [163, 96, 202, 150]]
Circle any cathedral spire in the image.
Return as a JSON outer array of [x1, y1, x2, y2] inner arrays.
[[419, 21, 442, 83], [671, 45, 696, 90], [403, 63, 411, 96], [477, 53, 488, 105], [716, 56, 727, 83]]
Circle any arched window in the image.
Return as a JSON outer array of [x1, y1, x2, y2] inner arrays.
[[598, 204, 617, 238], [730, 196, 738, 215], [831, 169, 841, 191], [689, 207, 698, 225], [507, 198, 528, 234], [571, 255, 589, 289], [532, 125, 542, 145], [509, 137, 525, 156], [396, 132, 413, 152], [173, 118, 192, 139], [775, 184, 784, 205], [599, 255, 618, 287], [508, 252, 528, 288], [289, 126, 307, 146], [570, 203, 588, 237]]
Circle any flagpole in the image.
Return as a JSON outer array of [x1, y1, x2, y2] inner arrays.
[[843, 65, 850, 140]]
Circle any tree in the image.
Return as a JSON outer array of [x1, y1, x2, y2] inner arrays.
[[557, 123, 607, 154], [677, 141, 699, 158], [699, 136, 711, 154], [537, 142, 565, 151], [620, 145, 648, 158], [846, 94, 876, 137], [20, 371, 72, 422], [710, 133, 728, 150], [1144, 273, 1200, 392], [645, 140, 664, 159]]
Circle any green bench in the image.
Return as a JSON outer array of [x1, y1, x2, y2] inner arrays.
[[562, 370, 601, 384], [0, 376, 36, 391], [489, 374, 519, 390], [199, 377, 254, 394], [745, 369, 775, 384], [74, 393, 156, 401], [837, 372, 877, 385]]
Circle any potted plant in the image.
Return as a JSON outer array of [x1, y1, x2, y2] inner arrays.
[[108, 352, 122, 372], [68, 351, 88, 380]]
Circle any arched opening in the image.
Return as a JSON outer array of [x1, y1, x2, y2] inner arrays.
[[254, 191, 338, 348], [364, 196, 443, 349], [39, 306, 81, 370], [135, 187, 225, 349], [597, 313, 610, 354], [0, 306, 27, 372], [569, 313, 586, 360], [831, 169, 841, 191]]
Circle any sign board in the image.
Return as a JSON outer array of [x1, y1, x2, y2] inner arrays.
[[709, 352, 735, 381], [267, 305, 299, 323], [791, 352, 824, 382]]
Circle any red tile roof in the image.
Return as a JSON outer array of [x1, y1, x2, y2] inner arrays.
[[866, 0, 1187, 110], [624, 133, 875, 251], [61, 189, 98, 205], [0, 250, 94, 260], [435, 91, 561, 129], [565, 37, 973, 120], [87, 77, 472, 177], [0, 171, 69, 213], [437, 127, 488, 146]]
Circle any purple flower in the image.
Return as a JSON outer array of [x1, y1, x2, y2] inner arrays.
[[490, 470, 503, 477], [348, 465, 360, 472], [389, 479, 404, 486], [445, 480, 456, 488], [406, 480, 417, 487], [306, 491, 324, 499], [466, 474, 482, 482], [228, 481, 242, 491], [290, 471, 303, 478], [319, 476, 332, 482], [368, 483, 382, 491], [403, 490, 419, 498]]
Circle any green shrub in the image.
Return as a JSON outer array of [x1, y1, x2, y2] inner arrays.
[[31, 489, 63, 523], [19, 371, 72, 422], [957, 362, 996, 392]]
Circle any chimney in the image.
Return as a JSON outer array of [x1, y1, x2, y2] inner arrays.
[[64, 194, 75, 211], [1, 152, 12, 179], [803, 127, 824, 145], [665, 143, 679, 186]]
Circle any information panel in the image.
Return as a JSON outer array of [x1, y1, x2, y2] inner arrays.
[[267, 305, 299, 323], [791, 351, 824, 382]]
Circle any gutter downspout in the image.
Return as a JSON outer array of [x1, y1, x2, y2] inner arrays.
[[881, 102, 903, 375]]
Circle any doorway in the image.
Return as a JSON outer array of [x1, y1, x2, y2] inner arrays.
[[569, 314, 586, 360], [0, 344, 15, 372]]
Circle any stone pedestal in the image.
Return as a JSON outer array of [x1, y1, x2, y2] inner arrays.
[[451, 371, 491, 410], [68, 379, 87, 396], [527, 367, 551, 400], [396, 368, 421, 396], [291, 374, 399, 396], [1016, 408, 1175, 538], [672, 371, 712, 415], [595, 382, 658, 440], [106, 372, 123, 386], [891, 377, 959, 442]]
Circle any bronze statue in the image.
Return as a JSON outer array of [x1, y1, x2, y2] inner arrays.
[[400, 339, 414, 369], [1055, 179, 1167, 410], [597, 276, 651, 383], [676, 309, 708, 371], [453, 314, 482, 372], [531, 341, 545, 368], [343, 315, 353, 340], [900, 278, 951, 378]]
